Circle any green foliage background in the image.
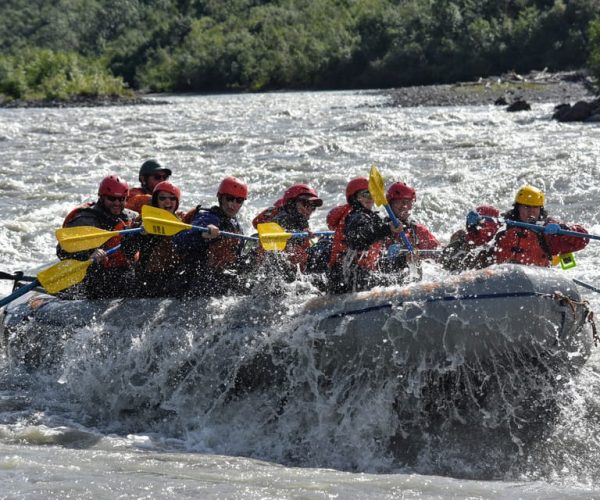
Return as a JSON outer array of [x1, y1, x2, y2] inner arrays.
[[1, 0, 599, 99]]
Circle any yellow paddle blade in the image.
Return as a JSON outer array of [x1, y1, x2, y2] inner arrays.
[[142, 205, 191, 236], [368, 164, 387, 206], [257, 222, 292, 251], [37, 259, 92, 294], [56, 226, 116, 252]]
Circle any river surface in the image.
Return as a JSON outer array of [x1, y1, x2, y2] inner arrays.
[[1, 92, 600, 498]]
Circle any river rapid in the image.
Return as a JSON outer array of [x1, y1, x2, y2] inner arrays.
[[1, 91, 600, 498]]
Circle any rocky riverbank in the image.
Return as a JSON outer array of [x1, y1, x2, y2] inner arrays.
[[0, 94, 168, 109], [381, 70, 596, 108]]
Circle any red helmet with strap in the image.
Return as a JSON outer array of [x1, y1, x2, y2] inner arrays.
[[345, 177, 369, 202], [282, 183, 323, 206], [218, 176, 248, 199], [152, 181, 181, 210], [98, 174, 129, 197], [386, 181, 416, 202]]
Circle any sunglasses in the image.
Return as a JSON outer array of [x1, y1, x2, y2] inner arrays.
[[104, 195, 126, 202], [358, 190, 373, 199], [158, 195, 177, 201], [299, 199, 318, 209], [224, 195, 245, 204], [151, 173, 170, 181]]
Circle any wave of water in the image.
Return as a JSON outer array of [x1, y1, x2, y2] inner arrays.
[[1, 92, 600, 497]]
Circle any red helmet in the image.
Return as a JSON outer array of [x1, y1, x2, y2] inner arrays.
[[98, 174, 129, 197], [152, 181, 181, 210], [475, 205, 500, 218], [282, 183, 323, 206], [345, 177, 369, 202], [218, 176, 248, 200], [386, 181, 416, 203]]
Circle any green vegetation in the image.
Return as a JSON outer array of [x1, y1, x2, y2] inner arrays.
[[0, 49, 130, 101], [0, 0, 599, 101]]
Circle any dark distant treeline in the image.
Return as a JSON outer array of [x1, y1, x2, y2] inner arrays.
[[1, 0, 599, 100]]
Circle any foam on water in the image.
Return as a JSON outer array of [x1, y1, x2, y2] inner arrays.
[[1, 92, 600, 496]]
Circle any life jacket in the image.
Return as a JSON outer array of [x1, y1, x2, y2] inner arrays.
[[195, 207, 243, 269], [182, 206, 199, 224], [126, 187, 152, 213], [141, 237, 180, 274], [328, 206, 383, 271], [252, 206, 282, 229], [494, 226, 552, 267], [328, 205, 352, 267], [62, 202, 131, 268], [271, 207, 312, 270], [327, 204, 350, 230], [384, 220, 439, 251]]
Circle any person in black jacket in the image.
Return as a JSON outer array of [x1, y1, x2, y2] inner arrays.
[[327, 177, 400, 293], [57, 174, 136, 298]]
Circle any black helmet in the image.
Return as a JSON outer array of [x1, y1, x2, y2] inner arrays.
[[139, 159, 172, 177]]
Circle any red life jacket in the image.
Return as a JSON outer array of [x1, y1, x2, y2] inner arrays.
[[182, 206, 198, 224], [328, 206, 383, 271], [494, 227, 552, 267], [252, 202, 284, 229], [126, 187, 152, 213], [62, 203, 131, 268]]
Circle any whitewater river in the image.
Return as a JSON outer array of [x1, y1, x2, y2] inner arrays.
[[1, 91, 600, 498]]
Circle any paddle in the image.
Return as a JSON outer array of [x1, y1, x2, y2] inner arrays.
[[0, 271, 37, 282], [56, 225, 143, 252], [141, 205, 258, 242], [0, 246, 122, 308], [256, 222, 333, 251], [467, 211, 597, 241], [368, 165, 414, 253], [573, 278, 600, 294], [36, 245, 122, 294]]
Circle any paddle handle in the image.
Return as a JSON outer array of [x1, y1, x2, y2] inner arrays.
[[0, 280, 39, 308], [189, 225, 258, 242], [383, 204, 414, 253]]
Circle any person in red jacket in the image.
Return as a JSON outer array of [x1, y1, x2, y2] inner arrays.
[[381, 181, 439, 274], [444, 185, 589, 271], [57, 174, 136, 298], [126, 159, 172, 213], [441, 205, 502, 271]]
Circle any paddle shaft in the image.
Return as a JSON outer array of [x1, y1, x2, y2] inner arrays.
[[287, 230, 334, 239], [187, 225, 258, 242], [383, 204, 415, 253], [0, 280, 39, 308], [481, 215, 594, 240]]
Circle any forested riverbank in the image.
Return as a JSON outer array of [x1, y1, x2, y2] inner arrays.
[[1, 0, 600, 104]]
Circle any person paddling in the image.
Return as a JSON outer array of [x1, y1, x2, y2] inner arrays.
[[57, 174, 135, 298], [327, 177, 401, 294], [443, 185, 589, 271], [381, 181, 439, 275], [121, 181, 183, 297], [126, 159, 172, 213], [253, 183, 323, 273], [174, 176, 251, 296]]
